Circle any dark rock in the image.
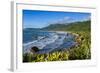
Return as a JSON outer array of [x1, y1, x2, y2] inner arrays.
[[30, 46, 39, 53]]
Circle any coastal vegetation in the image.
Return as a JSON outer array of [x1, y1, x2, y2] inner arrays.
[[23, 20, 91, 62]]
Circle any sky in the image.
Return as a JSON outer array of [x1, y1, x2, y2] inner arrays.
[[23, 10, 91, 28]]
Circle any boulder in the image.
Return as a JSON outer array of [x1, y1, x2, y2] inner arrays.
[[30, 46, 39, 53]]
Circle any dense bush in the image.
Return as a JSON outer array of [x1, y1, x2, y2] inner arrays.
[[23, 53, 33, 62], [23, 51, 69, 62], [68, 31, 91, 60]]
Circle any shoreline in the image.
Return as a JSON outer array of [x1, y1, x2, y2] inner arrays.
[[23, 31, 76, 54]]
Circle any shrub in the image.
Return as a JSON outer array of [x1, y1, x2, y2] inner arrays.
[[23, 53, 33, 62]]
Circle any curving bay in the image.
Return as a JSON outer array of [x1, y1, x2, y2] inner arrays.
[[23, 31, 77, 54]]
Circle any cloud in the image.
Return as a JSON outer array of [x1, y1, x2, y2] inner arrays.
[[63, 17, 71, 20], [56, 16, 71, 24], [48, 16, 74, 25], [80, 15, 91, 22]]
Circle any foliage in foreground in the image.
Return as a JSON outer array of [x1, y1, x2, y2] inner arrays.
[[23, 51, 69, 62], [23, 31, 91, 62], [68, 31, 91, 60]]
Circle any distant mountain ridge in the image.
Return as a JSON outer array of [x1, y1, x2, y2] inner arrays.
[[41, 20, 91, 31], [24, 20, 90, 32]]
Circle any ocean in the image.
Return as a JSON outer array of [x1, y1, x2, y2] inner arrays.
[[23, 28, 77, 54]]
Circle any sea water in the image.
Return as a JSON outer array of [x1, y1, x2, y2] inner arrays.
[[23, 29, 76, 54]]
